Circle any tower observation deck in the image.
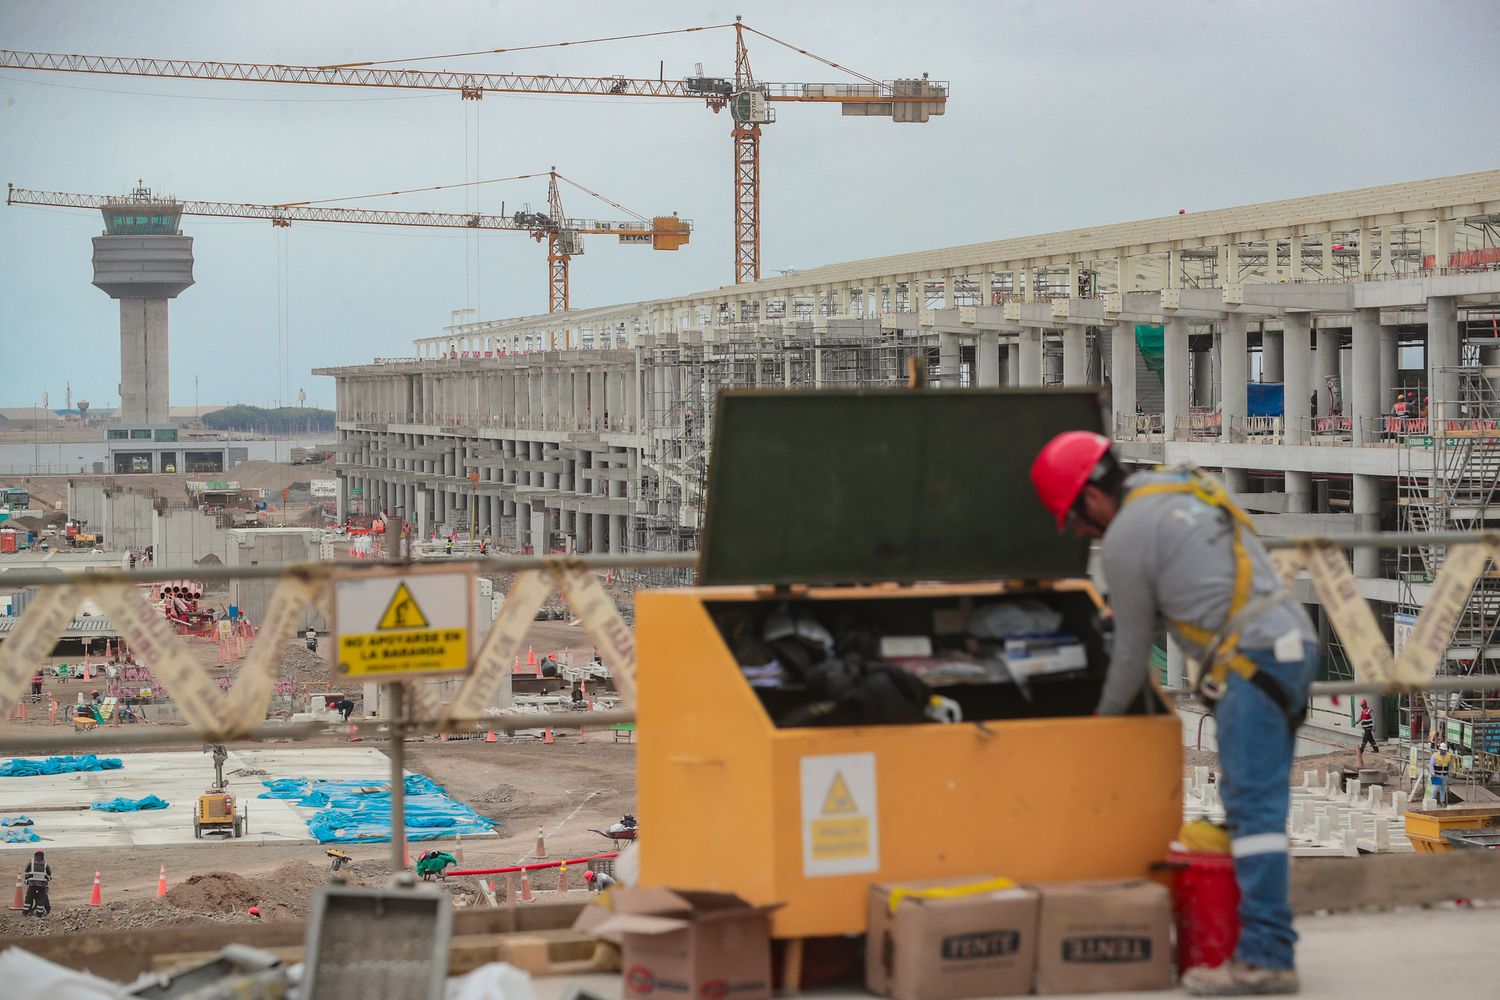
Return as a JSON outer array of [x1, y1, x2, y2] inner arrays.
[[91, 185, 194, 426]]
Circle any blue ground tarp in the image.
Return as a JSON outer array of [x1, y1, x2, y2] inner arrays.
[[260, 774, 495, 844], [0, 815, 34, 826], [0, 755, 123, 778], [2, 827, 40, 843], [91, 794, 170, 812]]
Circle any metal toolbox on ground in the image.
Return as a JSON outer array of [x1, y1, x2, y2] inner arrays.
[[636, 388, 1182, 938]]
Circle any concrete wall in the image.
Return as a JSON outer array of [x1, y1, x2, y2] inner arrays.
[[103, 491, 156, 552], [152, 508, 232, 567], [226, 529, 326, 629]]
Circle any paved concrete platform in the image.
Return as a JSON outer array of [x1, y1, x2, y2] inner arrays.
[[0, 747, 496, 851], [531, 906, 1500, 1000]]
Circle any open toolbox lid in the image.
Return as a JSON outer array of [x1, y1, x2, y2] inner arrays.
[[698, 387, 1103, 586]]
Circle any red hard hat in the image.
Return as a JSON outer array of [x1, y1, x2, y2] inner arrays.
[[583, 870, 597, 882], [247, 906, 261, 918], [1030, 432, 1112, 530], [1360, 698, 1369, 707]]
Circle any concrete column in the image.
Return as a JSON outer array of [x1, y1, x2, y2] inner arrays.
[[1018, 329, 1044, 386], [1062, 327, 1088, 385], [610, 514, 626, 553], [1221, 314, 1248, 442], [1109, 323, 1136, 437], [1351, 309, 1381, 445], [1316, 327, 1341, 417], [1283, 314, 1313, 445], [592, 512, 608, 554], [1167, 636, 1188, 690], [1006, 340, 1021, 386], [1164, 317, 1190, 440], [939, 331, 962, 387], [1290, 234, 1303, 282], [530, 508, 548, 553], [1428, 297, 1459, 419], [1192, 346, 1213, 407], [976, 331, 1000, 387], [1286, 470, 1314, 513], [1380, 323, 1399, 410], [1222, 468, 1250, 493], [1262, 329, 1284, 383], [1353, 475, 1381, 577]]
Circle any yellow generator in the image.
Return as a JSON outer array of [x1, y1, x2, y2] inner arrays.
[[194, 790, 248, 839], [636, 388, 1182, 939]]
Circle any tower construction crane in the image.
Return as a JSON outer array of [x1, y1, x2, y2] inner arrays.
[[0, 18, 946, 285], [6, 171, 691, 316]]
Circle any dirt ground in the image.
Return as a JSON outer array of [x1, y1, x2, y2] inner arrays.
[[0, 734, 636, 936]]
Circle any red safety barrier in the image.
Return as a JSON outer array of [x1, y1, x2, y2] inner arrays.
[[447, 851, 619, 878]]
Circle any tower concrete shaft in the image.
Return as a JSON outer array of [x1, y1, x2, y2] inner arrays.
[[90, 189, 194, 425]]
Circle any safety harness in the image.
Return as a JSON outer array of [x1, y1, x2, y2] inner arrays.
[[1123, 466, 1305, 728]]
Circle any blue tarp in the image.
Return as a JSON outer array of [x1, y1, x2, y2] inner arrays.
[[1247, 382, 1284, 417], [0, 815, 34, 826], [91, 794, 170, 812], [1, 827, 40, 843], [0, 755, 123, 778], [259, 774, 495, 844]]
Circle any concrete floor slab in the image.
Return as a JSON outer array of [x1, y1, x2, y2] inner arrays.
[[0, 747, 496, 851]]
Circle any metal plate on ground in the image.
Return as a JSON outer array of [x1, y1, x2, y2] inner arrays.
[[333, 565, 473, 680]]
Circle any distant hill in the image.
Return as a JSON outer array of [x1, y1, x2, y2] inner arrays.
[[202, 405, 335, 434]]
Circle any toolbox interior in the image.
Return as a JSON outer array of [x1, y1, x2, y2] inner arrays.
[[706, 588, 1163, 727]]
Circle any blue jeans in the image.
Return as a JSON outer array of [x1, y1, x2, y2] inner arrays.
[[1215, 642, 1316, 971]]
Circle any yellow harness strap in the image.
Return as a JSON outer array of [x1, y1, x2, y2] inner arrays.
[[886, 876, 1017, 915], [1123, 468, 1261, 697]]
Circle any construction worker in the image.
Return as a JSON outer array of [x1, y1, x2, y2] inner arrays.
[[1031, 432, 1316, 996], [21, 850, 51, 917], [1357, 698, 1378, 758], [306, 626, 318, 652], [582, 869, 616, 892], [1429, 742, 1453, 806]]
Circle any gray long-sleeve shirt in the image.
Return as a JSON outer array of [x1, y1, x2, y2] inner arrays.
[[1096, 470, 1316, 715]]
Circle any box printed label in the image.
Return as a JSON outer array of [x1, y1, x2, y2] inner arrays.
[[800, 752, 879, 876]]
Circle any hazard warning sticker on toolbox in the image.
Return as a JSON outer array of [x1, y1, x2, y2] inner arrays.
[[334, 566, 473, 680], [800, 752, 880, 877]]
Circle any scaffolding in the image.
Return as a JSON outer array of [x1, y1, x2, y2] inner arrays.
[[1396, 365, 1500, 780], [628, 323, 906, 564]]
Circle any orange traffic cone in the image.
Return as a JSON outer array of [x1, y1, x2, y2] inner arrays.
[[8, 874, 23, 911], [543, 726, 554, 745], [535, 827, 548, 859], [454, 833, 465, 864], [558, 861, 569, 894], [16, 701, 25, 722], [527, 644, 536, 666], [156, 865, 168, 898], [519, 870, 533, 902], [513, 656, 521, 674], [485, 726, 496, 744], [347, 724, 360, 743], [88, 870, 102, 906]]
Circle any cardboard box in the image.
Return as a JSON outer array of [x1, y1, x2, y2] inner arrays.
[[867, 875, 1039, 1000], [1033, 879, 1173, 994], [587, 888, 780, 1000]]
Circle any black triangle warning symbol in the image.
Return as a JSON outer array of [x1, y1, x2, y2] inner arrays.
[[377, 582, 429, 630], [821, 772, 858, 815]]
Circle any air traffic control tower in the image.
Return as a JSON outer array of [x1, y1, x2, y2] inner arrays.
[[92, 186, 194, 426], [91, 187, 225, 474]]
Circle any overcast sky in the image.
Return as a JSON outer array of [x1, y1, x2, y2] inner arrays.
[[2, 0, 1497, 410]]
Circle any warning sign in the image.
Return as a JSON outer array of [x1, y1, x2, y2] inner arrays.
[[378, 583, 429, 630], [333, 567, 473, 680], [801, 752, 879, 877]]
